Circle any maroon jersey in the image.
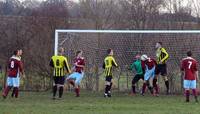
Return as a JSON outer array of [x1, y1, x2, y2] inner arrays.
[[144, 58, 157, 70], [181, 57, 198, 80], [7, 57, 23, 77], [74, 57, 85, 73]]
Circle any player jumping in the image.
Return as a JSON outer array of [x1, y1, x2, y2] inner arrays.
[[103, 49, 118, 98], [155, 42, 169, 95], [141, 54, 156, 96], [66, 50, 85, 97], [50, 47, 71, 100], [181, 51, 198, 102]]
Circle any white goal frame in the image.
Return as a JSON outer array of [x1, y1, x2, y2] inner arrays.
[[54, 29, 200, 55]]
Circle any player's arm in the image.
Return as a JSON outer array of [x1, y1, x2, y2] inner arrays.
[[64, 58, 71, 74], [180, 60, 185, 79], [180, 60, 184, 71], [102, 61, 105, 69], [19, 61, 25, 78], [129, 62, 135, 70], [112, 57, 118, 67], [75, 60, 85, 68], [194, 62, 199, 81], [160, 48, 169, 63], [49, 58, 54, 68]]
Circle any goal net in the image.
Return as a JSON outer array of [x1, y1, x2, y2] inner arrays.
[[55, 30, 200, 94]]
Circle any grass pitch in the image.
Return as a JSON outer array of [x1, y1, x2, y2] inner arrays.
[[0, 91, 199, 114]]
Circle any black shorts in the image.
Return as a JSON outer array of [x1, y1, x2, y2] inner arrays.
[[132, 74, 144, 84], [54, 76, 65, 85], [105, 76, 112, 82], [155, 64, 167, 76]]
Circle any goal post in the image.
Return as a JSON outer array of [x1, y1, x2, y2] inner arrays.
[[54, 29, 200, 92], [54, 29, 200, 55]]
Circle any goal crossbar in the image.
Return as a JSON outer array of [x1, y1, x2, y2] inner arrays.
[[54, 29, 200, 55]]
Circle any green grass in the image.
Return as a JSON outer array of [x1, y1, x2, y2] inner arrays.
[[0, 91, 200, 114]]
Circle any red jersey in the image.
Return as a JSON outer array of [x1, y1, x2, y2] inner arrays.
[[74, 57, 85, 73], [181, 57, 198, 80], [144, 58, 156, 70], [7, 56, 23, 77]]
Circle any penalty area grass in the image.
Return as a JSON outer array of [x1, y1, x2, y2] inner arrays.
[[0, 91, 199, 114]]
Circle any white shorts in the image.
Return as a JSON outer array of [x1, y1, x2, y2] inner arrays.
[[67, 72, 84, 85], [184, 80, 196, 89], [144, 66, 155, 81], [7, 76, 20, 87]]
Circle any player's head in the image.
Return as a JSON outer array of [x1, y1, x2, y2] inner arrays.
[[18, 49, 23, 56], [187, 51, 192, 57], [76, 50, 83, 57], [13, 50, 19, 56], [107, 48, 113, 56], [58, 47, 64, 55], [156, 42, 162, 49], [141, 54, 148, 61], [135, 54, 141, 60]]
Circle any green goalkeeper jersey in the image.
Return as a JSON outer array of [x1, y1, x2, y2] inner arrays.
[[130, 60, 143, 75]]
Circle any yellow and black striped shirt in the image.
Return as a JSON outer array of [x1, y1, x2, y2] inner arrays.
[[156, 47, 169, 64], [103, 55, 118, 77], [50, 55, 71, 77]]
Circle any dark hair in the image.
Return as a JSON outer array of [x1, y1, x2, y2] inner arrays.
[[13, 50, 18, 55], [157, 42, 162, 45], [187, 51, 192, 57], [76, 50, 82, 56], [107, 48, 112, 54], [58, 47, 64, 54]]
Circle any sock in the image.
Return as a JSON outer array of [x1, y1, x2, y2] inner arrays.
[[53, 85, 57, 97], [153, 79, 159, 94], [11, 89, 15, 97], [3, 86, 12, 97], [59, 87, 64, 98], [105, 85, 109, 94], [13, 87, 19, 98], [142, 83, 147, 94], [132, 85, 136, 94], [108, 83, 113, 92], [165, 80, 169, 91], [185, 90, 190, 101], [192, 89, 197, 97], [75, 87, 80, 97]]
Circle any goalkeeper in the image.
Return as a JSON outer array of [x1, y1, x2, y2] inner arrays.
[[129, 54, 151, 95]]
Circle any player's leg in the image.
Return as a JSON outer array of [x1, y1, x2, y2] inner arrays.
[[52, 77, 58, 99], [12, 76, 20, 98], [149, 68, 156, 95], [142, 71, 150, 95], [148, 76, 154, 95], [58, 77, 65, 99], [184, 80, 190, 102], [104, 76, 112, 97], [154, 66, 160, 95], [131, 74, 141, 94], [161, 64, 169, 94], [66, 73, 76, 87], [191, 80, 198, 102], [2, 77, 13, 98], [74, 72, 84, 97], [108, 78, 113, 97]]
